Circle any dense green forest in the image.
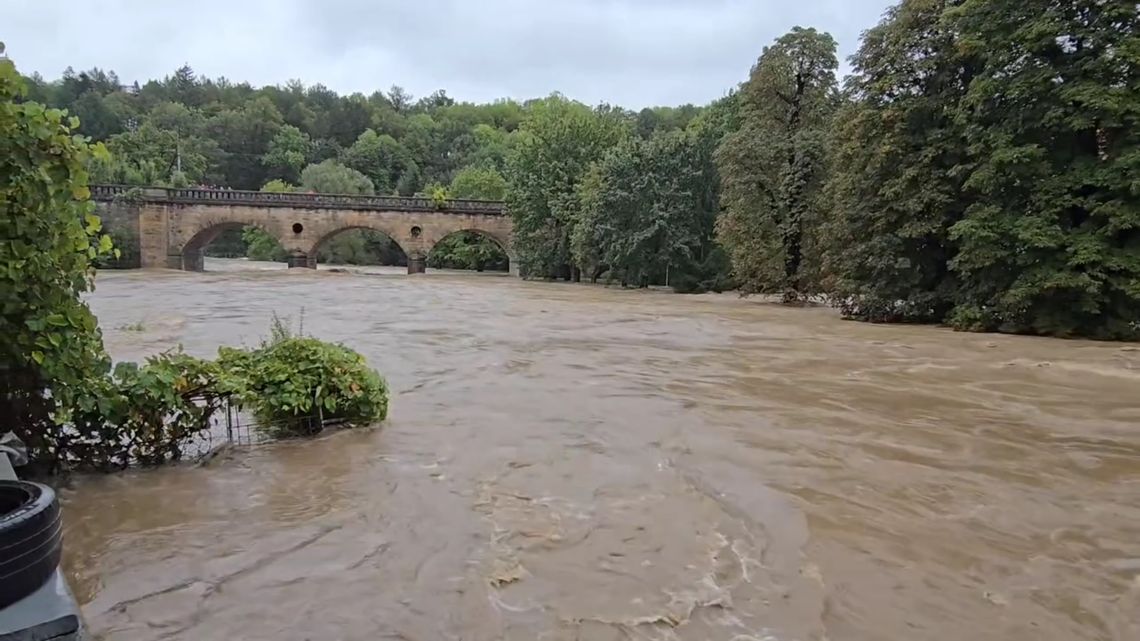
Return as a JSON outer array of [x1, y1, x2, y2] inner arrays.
[[20, 0, 1139, 339]]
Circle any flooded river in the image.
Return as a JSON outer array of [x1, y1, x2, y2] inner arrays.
[[64, 259, 1140, 640]]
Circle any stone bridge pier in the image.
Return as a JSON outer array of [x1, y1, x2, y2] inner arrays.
[[92, 186, 517, 276]]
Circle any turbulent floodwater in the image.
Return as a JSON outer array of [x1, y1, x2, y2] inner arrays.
[[63, 258, 1140, 640]]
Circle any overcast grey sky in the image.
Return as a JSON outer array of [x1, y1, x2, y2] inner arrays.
[[4, 0, 895, 108]]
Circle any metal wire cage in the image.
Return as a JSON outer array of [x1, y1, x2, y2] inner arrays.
[[177, 395, 326, 463]]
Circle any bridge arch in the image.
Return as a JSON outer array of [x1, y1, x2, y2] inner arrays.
[[178, 219, 289, 272], [307, 225, 411, 271], [427, 228, 514, 273]]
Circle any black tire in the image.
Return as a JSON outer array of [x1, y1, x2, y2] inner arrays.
[[0, 480, 63, 609]]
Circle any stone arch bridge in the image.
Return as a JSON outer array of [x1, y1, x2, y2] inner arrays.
[[91, 185, 515, 275]]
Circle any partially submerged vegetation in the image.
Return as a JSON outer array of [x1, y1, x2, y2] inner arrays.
[[43, 323, 389, 473], [216, 315, 389, 439], [1, 56, 388, 474]]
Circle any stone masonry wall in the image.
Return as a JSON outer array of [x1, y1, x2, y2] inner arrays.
[[130, 202, 515, 273], [94, 201, 142, 269]]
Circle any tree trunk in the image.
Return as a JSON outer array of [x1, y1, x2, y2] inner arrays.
[[784, 218, 802, 293]]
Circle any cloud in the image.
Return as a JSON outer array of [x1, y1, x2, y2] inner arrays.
[[3, 0, 895, 108]]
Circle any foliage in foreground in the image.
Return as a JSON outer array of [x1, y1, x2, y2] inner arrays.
[[0, 55, 117, 466], [32, 328, 389, 473], [59, 352, 226, 471]]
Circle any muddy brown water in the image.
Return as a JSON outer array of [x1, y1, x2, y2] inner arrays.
[[63, 258, 1139, 640]]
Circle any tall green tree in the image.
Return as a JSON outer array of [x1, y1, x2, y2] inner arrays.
[[166, 64, 205, 107], [946, 0, 1140, 338], [449, 165, 507, 200], [387, 85, 413, 113], [395, 160, 423, 196], [825, 0, 977, 322], [716, 27, 838, 299], [507, 95, 630, 279], [206, 96, 283, 189], [341, 128, 407, 193], [261, 124, 311, 183], [70, 90, 123, 139], [299, 159, 375, 195], [573, 128, 723, 289], [147, 101, 206, 138], [464, 123, 516, 170], [92, 121, 215, 185]]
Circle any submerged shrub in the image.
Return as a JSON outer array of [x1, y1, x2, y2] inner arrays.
[[48, 352, 224, 472], [28, 333, 388, 472], [218, 337, 389, 437]]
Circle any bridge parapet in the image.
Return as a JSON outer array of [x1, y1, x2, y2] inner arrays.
[[89, 184, 507, 216]]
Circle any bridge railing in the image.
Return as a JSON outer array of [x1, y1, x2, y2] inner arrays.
[[89, 184, 507, 215]]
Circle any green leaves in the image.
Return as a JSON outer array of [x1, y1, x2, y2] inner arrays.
[[299, 159, 375, 195], [216, 335, 389, 437], [450, 165, 507, 200], [242, 226, 288, 262], [84, 212, 102, 233], [822, 0, 1140, 339], [946, 0, 1140, 338], [261, 124, 312, 184], [575, 129, 721, 289], [715, 27, 838, 299], [428, 231, 508, 271], [2, 55, 117, 470], [339, 128, 408, 192], [23, 333, 388, 471], [506, 96, 632, 278], [824, 0, 971, 323]]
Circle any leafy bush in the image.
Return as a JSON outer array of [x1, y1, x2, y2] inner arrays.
[[260, 179, 295, 193], [450, 165, 507, 200], [218, 337, 389, 437], [44, 352, 224, 472], [0, 53, 118, 469], [40, 335, 388, 471], [108, 353, 224, 466]]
